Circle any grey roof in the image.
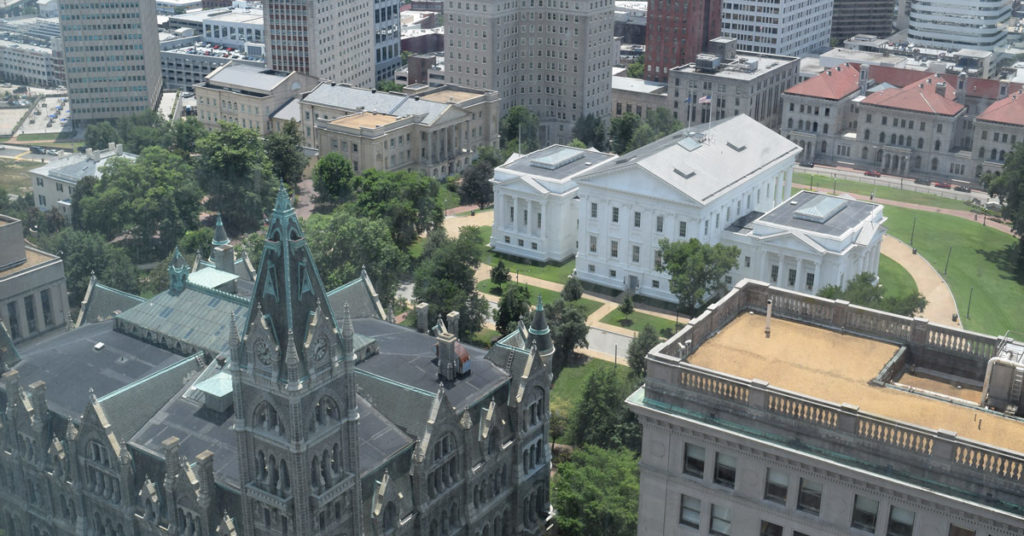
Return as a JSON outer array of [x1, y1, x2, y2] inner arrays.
[[355, 396, 416, 476], [207, 62, 291, 92], [756, 190, 880, 237], [327, 277, 385, 321], [116, 282, 248, 356], [272, 98, 301, 122], [96, 357, 203, 442], [31, 150, 137, 185], [610, 76, 667, 94], [303, 84, 453, 125], [497, 145, 617, 191], [189, 267, 239, 290], [13, 321, 190, 419], [78, 282, 145, 326], [577, 115, 801, 206], [353, 318, 508, 413]]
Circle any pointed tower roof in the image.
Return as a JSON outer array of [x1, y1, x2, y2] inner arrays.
[[0, 318, 20, 373], [526, 295, 553, 359], [212, 215, 230, 246], [168, 247, 189, 295]]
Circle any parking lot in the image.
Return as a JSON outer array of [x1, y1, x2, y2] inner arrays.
[[18, 95, 72, 136]]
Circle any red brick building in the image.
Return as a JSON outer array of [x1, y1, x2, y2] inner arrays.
[[643, 0, 720, 82]]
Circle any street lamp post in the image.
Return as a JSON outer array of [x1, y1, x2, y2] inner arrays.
[[910, 215, 917, 249]]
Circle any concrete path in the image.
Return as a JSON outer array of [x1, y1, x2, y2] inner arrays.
[[881, 235, 960, 328]]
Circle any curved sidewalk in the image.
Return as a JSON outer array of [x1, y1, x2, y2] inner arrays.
[[881, 235, 959, 328]]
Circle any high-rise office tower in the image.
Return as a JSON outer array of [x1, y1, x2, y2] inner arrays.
[[445, 0, 616, 145], [643, 0, 721, 82], [721, 0, 833, 55], [374, 0, 401, 82], [59, 0, 162, 127], [263, 0, 374, 87], [831, 0, 896, 41], [908, 0, 1010, 51]]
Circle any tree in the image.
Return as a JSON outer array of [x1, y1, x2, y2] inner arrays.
[[76, 146, 201, 259], [983, 145, 1024, 271], [84, 121, 121, 149], [572, 114, 607, 151], [114, 111, 171, 153], [312, 152, 357, 203], [494, 283, 531, 334], [39, 229, 138, 306], [561, 275, 583, 302], [818, 272, 927, 316], [552, 445, 638, 536], [490, 260, 510, 288], [413, 227, 490, 338], [568, 366, 641, 451], [626, 324, 659, 379], [177, 227, 215, 260], [353, 169, 444, 250], [568, 138, 587, 148], [658, 238, 740, 314], [619, 294, 633, 316], [195, 122, 276, 234], [377, 80, 404, 92], [304, 207, 409, 306], [627, 122, 658, 152], [609, 113, 641, 154], [169, 117, 205, 156], [265, 120, 308, 186], [546, 298, 590, 378], [499, 106, 540, 153], [459, 146, 502, 208], [625, 54, 644, 78], [69, 175, 97, 230], [644, 107, 683, 138]]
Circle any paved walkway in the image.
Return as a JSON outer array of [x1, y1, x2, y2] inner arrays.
[[880, 235, 959, 328]]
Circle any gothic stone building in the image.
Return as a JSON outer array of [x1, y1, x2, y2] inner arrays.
[[0, 189, 553, 536]]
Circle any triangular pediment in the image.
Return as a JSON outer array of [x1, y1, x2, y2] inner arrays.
[[577, 166, 704, 207]]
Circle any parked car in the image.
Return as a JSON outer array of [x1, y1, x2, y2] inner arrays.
[[933, 182, 952, 189], [864, 170, 881, 177], [954, 185, 971, 192], [914, 178, 931, 185]]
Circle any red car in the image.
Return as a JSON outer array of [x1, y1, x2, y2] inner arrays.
[[864, 170, 881, 177], [933, 182, 952, 189]]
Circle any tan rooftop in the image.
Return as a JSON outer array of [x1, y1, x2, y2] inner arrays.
[[687, 313, 1024, 452], [419, 89, 479, 104], [330, 112, 399, 129], [0, 247, 57, 279]]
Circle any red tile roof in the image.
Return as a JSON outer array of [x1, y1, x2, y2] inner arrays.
[[936, 75, 1024, 100], [785, 64, 861, 100], [860, 75, 965, 116], [976, 90, 1024, 126]]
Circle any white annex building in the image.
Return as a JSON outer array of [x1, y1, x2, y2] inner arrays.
[[493, 115, 887, 305]]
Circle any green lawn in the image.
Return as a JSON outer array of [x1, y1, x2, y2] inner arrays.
[[456, 207, 493, 218], [883, 205, 1023, 335], [477, 279, 603, 317], [877, 253, 918, 298], [481, 252, 576, 284], [550, 358, 629, 420], [794, 172, 972, 212], [439, 187, 460, 210], [0, 159, 40, 195], [599, 308, 679, 335]]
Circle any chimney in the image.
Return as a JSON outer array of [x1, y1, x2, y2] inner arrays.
[[436, 327, 458, 382], [858, 65, 869, 96], [446, 310, 460, 339], [1000, 81, 1009, 98], [115, 143, 123, 155], [108, 141, 115, 151], [85, 148, 93, 159], [415, 302, 430, 332], [936, 82, 946, 97]]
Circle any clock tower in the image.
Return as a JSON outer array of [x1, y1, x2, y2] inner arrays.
[[231, 188, 362, 536]]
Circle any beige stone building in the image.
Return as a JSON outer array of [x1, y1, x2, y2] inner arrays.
[[300, 83, 500, 178], [31, 143, 135, 221], [611, 74, 667, 120], [973, 89, 1024, 177], [630, 279, 1024, 536], [195, 62, 319, 134], [443, 0, 616, 145], [0, 215, 69, 345]]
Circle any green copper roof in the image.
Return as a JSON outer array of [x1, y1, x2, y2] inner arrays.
[[212, 215, 229, 246]]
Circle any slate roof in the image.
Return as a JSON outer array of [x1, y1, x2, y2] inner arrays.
[[96, 357, 203, 442], [272, 98, 300, 123], [206, 62, 291, 93], [577, 115, 801, 207], [303, 84, 456, 125], [31, 149, 137, 185], [861, 74, 964, 116], [353, 318, 508, 413], [327, 275, 385, 321], [755, 191, 881, 238], [116, 282, 248, 356], [976, 91, 1024, 126], [784, 64, 861, 100], [77, 280, 145, 326], [495, 145, 617, 194], [13, 321, 190, 419]]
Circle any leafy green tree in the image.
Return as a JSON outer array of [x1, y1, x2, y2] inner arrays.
[[568, 139, 587, 148], [377, 80, 405, 92], [312, 152, 356, 203], [627, 122, 658, 152], [625, 54, 644, 78], [658, 238, 740, 314], [40, 229, 138, 306], [114, 111, 171, 153], [494, 283, 531, 334], [627, 324, 659, 379], [169, 117, 206, 156], [983, 145, 1024, 271], [304, 207, 409, 306], [572, 114, 608, 151], [552, 446, 638, 536], [609, 113, 641, 154], [499, 106, 540, 153], [177, 227, 215, 260], [77, 146, 201, 258], [568, 366, 641, 451], [353, 169, 444, 250], [413, 226, 490, 338], [195, 122, 276, 234], [561, 275, 583, 302], [546, 298, 590, 378], [459, 146, 502, 208], [490, 260, 510, 288], [236, 231, 265, 264], [645, 107, 683, 138], [84, 121, 121, 149], [265, 120, 308, 185], [69, 175, 97, 230], [818, 272, 927, 316], [619, 294, 633, 316]]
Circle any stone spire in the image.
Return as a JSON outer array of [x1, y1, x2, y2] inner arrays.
[[340, 303, 354, 363], [212, 214, 230, 247], [527, 295, 554, 361], [168, 247, 189, 295]]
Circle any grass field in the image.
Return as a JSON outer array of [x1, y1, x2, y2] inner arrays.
[[794, 172, 972, 212], [439, 188, 460, 210], [877, 253, 918, 298], [0, 159, 40, 196], [477, 279, 603, 317], [599, 308, 679, 334], [481, 252, 576, 284], [550, 358, 629, 422], [883, 205, 1022, 335]]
